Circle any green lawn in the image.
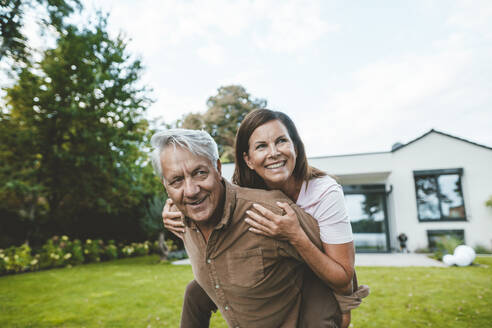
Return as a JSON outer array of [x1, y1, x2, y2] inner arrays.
[[0, 256, 491, 328]]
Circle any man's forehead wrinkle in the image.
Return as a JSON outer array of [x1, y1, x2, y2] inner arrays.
[[162, 151, 207, 175]]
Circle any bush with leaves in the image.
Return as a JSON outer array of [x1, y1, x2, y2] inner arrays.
[[39, 237, 66, 269], [0, 235, 178, 275], [67, 239, 85, 265], [121, 245, 136, 257], [3, 243, 34, 273], [102, 240, 118, 261], [474, 244, 492, 254], [83, 239, 104, 263], [166, 239, 177, 252], [57, 235, 84, 266], [432, 236, 463, 261], [0, 249, 7, 274], [133, 242, 150, 257]]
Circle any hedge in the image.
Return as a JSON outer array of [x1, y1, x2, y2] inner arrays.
[[0, 235, 183, 275]]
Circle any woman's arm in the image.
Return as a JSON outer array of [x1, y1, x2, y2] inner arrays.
[[246, 202, 354, 293], [291, 225, 355, 294]]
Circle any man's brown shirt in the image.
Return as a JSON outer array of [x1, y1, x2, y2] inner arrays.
[[183, 180, 325, 328]]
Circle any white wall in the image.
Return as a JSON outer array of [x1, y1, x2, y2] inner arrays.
[[389, 132, 492, 251], [221, 162, 235, 182], [220, 132, 492, 252]]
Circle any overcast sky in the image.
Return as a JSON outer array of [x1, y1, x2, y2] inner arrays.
[[46, 1, 492, 156]]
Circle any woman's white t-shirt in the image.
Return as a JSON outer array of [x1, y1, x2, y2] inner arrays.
[[296, 175, 353, 244]]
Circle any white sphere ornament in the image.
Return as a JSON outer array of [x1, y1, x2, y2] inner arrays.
[[442, 254, 456, 266], [453, 245, 476, 267]]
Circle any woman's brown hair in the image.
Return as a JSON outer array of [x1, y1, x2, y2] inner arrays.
[[233, 109, 326, 189]]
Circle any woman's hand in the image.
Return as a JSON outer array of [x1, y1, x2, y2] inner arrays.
[[245, 202, 305, 243], [162, 198, 185, 240]]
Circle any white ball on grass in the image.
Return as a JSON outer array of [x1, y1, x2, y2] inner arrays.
[[454, 245, 476, 261], [442, 254, 456, 266], [453, 245, 476, 266]]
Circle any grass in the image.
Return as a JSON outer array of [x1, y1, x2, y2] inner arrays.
[[0, 256, 491, 328]]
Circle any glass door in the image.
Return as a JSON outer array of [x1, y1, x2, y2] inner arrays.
[[343, 185, 390, 252]]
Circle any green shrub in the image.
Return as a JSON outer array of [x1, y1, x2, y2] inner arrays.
[[121, 245, 136, 257], [0, 249, 7, 274], [151, 240, 161, 254], [39, 237, 65, 269], [166, 239, 177, 252], [83, 239, 104, 263], [58, 236, 85, 266], [1, 236, 169, 275], [432, 236, 463, 261], [38, 235, 84, 268], [102, 240, 118, 261], [68, 239, 85, 265], [133, 242, 150, 257], [3, 243, 34, 273], [474, 244, 492, 254]]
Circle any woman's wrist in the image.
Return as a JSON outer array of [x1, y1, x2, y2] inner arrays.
[[288, 227, 309, 247]]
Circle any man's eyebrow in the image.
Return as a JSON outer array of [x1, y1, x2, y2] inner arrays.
[[167, 173, 182, 181], [192, 165, 209, 173]]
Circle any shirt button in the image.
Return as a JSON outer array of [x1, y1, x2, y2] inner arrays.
[[207, 259, 211, 264], [215, 284, 220, 289]]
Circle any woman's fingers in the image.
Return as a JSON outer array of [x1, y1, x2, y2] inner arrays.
[[252, 203, 279, 221], [164, 217, 185, 228], [246, 209, 276, 230], [163, 210, 184, 220], [245, 217, 273, 234], [276, 201, 296, 217], [164, 219, 185, 240], [162, 199, 185, 239], [163, 199, 184, 219], [248, 227, 271, 237]]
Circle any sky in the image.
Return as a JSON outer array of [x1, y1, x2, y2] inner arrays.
[[20, 0, 492, 157]]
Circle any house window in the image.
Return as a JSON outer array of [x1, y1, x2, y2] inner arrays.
[[427, 230, 465, 250], [414, 168, 466, 221]]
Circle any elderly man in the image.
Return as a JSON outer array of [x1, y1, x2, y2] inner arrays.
[[151, 129, 340, 327]]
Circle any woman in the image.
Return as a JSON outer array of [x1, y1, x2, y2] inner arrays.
[[163, 109, 368, 327]]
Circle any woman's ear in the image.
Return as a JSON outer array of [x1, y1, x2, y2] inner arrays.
[[243, 152, 254, 170]]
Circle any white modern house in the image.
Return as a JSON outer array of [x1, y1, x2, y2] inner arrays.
[[222, 129, 492, 253]]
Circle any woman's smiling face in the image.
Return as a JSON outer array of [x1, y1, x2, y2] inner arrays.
[[243, 120, 297, 189]]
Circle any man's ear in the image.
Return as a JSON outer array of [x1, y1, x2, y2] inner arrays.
[[216, 159, 222, 176], [243, 152, 254, 170]]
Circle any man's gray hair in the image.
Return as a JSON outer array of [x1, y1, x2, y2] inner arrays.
[[150, 128, 220, 180]]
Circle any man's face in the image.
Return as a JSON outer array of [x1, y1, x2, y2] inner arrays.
[[161, 146, 224, 225]]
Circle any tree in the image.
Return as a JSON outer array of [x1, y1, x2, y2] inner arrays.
[[0, 0, 81, 64], [486, 196, 492, 208], [0, 14, 157, 245], [176, 85, 267, 162]]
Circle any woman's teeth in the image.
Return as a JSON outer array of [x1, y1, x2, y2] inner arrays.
[[266, 162, 285, 169]]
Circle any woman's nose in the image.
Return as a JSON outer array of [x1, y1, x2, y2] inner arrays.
[[268, 144, 280, 157]]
